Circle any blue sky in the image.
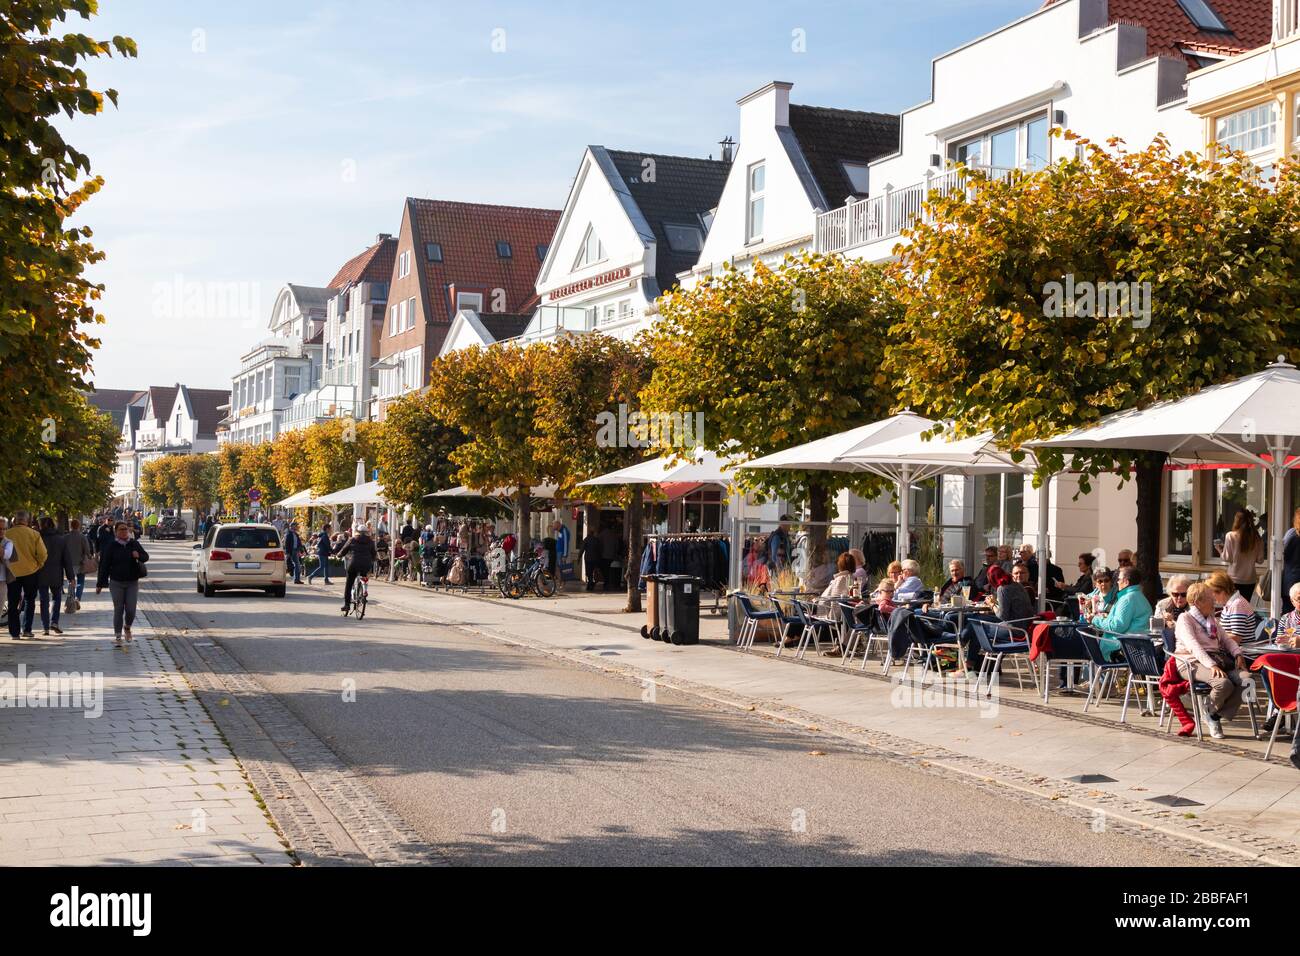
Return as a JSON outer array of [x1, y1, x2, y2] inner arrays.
[[69, 0, 1033, 390]]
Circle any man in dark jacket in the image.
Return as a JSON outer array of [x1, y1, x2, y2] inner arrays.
[[96, 521, 149, 644], [337, 525, 377, 614], [400, 520, 418, 545], [306, 523, 334, 585], [94, 517, 115, 556], [284, 523, 305, 584], [36, 518, 76, 635]]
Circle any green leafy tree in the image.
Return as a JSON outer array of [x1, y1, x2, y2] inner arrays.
[[175, 454, 220, 518], [884, 134, 1300, 600], [645, 253, 900, 558], [374, 391, 463, 510], [140, 455, 181, 512], [0, 1, 135, 508], [427, 344, 550, 543], [531, 334, 654, 610], [19, 392, 118, 519]]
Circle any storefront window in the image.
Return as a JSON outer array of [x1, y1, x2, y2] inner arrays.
[[1165, 471, 1194, 556], [1212, 468, 1267, 557], [975, 473, 1024, 546]]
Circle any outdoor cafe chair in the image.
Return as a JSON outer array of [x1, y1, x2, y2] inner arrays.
[[793, 597, 838, 661], [969, 618, 1034, 698], [733, 592, 778, 652], [851, 602, 891, 671], [1249, 654, 1299, 761], [1037, 621, 1091, 704], [769, 592, 805, 658], [1077, 629, 1129, 713], [1117, 636, 1168, 726], [898, 612, 960, 686], [836, 600, 877, 668]]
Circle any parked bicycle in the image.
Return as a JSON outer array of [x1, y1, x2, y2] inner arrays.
[[501, 555, 556, 599]]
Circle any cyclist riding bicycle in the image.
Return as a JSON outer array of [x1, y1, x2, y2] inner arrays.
[[337, 523, 377, 615]]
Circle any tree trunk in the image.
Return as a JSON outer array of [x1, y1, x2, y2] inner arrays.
[[516, 488, 530, 551], [806, 480, 830, 585], [624, 486, 644, 613], [1134, 451, 1167, 605]]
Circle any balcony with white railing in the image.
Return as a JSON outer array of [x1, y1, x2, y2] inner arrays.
[[1278, 0, 1300, 41], [280, 399, 363, 429], [814, 165, 1018, 256], [322, 357, 360, 388]]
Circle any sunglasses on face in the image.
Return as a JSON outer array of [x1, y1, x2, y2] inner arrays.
[[1171, 592, 1187, 598]]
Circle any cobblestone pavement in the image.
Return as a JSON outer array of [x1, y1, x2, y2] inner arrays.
[[0, 588, 292, 866]]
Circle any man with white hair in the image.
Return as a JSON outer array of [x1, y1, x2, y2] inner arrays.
[[894, 559, 925, 602]]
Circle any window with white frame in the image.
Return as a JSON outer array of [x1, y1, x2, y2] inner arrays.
[[284, 367, 301, 397], [381, 346, 424, 398], [390, 303, 399, 336], [573, 225, 605, 269], [457, 292, 483, 313], [951, 113, 1050, 172], [618, 299, 632, 321], [397, 250, 411, 279], [1217, 102, 1278, 181], [406, 296, 416, 330], [746, 162, 765, 243]]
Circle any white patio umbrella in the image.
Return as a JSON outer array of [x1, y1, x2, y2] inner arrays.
[[1032, 358, 1300, 616], [273, 488, 319, 508], [578, 448, 739, 487], [314, 480, 390, 507]]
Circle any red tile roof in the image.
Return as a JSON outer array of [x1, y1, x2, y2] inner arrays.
[[407, 199, 561, 326], [328, 235, 398, 289], [1043, 0, 1272, 66]]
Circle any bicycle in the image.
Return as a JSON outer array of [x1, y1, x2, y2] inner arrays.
[[344, 574, 369, 619], [503, 556, 556, 599]]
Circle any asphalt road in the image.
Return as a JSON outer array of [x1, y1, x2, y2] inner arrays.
[[145, 541, 1207, 866]]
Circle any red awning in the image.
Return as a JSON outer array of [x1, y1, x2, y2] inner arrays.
[[659, 482, 705, 500]]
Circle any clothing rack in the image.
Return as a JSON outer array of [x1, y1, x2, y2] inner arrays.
[[642, 533, 729, 615]]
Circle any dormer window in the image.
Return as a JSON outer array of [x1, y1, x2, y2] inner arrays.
[[663, 223, 704, 253], [1175, 0, 1229, 32], [425, 242, 443, 263], [496, 241, 513, 258], [840, 162, 871, 196]]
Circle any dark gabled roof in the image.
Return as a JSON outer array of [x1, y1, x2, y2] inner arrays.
[[185, 387, 229, 440], [604, 150, 730, 294], [287, 284, 334, 317], [146, 386, 178, 427], [1041, 0, 1271, 68], [788, 104, 900, 208], [329, 235, 398, 289], [477, 313, 532, 342], [125, 405, 143, 435], [407, 199, 562, 327], [87, 388, 145, 415]]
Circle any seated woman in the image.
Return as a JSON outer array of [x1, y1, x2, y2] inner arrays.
[[1155, 573, 1194, 641], [938, 559, 973, 603], [1208, 570, 1258, 646], [848, 548, 869, 592], [871, 578, 898, 618], [987, 565, 1035, 627], [820, 552, 857, 604], [1174, 580, 1250, 739], [1080, 567, 1118, 621], [1090, 566, 1154, 659], [1281, 581, 1300, 634]]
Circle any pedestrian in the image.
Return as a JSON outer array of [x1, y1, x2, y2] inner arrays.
[[35, 517, 76, 635], [306, 523, 334, 584], [598, 521, 620, 592], [0, 517, 14, 631], [337, 523, 376, 614], [95, 521, 149, 646], [580, 525, 600, 592], [65, 518, 92, 611], [5, 511, 47, 640], [94, 516, 114, 556], [1219, 509, 1265, 602], [284, 522, 305, 584]]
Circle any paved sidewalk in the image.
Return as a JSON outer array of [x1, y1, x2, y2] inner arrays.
[[0, 588, 292, 865], [375, 581, 1300, 863]]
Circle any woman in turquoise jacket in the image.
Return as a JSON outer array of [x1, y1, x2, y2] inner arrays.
[[1090, 566, 1154, 659]]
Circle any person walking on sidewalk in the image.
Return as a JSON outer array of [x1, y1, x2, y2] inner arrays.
[[336, 523, 376, 615], [93, 516, 114, 556], [284, 522, 305, 584], [6, 511, 47, 640], [0, 517, 14, 631], [306, 523, 334, 584], [65, 518, 92, 610], [36, 517, 75, 636], [95, 521, 150, 646]]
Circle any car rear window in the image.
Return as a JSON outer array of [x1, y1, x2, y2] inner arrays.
[[214, 528, 280, 549]]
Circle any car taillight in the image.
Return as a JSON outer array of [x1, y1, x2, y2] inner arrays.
[[265, 551, 285, 561], [210, 550, 232, 561]]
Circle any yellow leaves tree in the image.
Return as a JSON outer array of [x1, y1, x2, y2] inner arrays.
[[140, 455, 181, 511], [373, 391, 463, 510], [885, 133, 1300, 598], [303, 418, 382, 497]]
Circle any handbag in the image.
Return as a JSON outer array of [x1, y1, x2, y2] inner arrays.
[[63, 591, 76, 615], [81, 551, 98, 575], [134, 545, 148, 579]]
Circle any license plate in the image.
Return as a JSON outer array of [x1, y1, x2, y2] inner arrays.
[[235, 562, 261, 569]]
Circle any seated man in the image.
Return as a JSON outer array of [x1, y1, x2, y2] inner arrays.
[[938, 559, 973, 603], [893, 559, 925, 602], [1090, 565, 1154, 659], [972, 546, 999, 601]]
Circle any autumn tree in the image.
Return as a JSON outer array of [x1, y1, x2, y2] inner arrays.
[[645, 253, 900, 556], [17, 393, 118, 519], [531, 334, 654, 610], [174, 454, 220, 518], [374, 391, 463, 510], [0, 2, 135, 508], [270, 427, 311, 495], [303, 418, 382, 497], [427, 344, 550, 544], [140, 455, 181, 511], [216, 444, 253, 516], [884, 134, 1300, 601]]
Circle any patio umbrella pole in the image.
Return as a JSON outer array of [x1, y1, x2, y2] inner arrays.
[[1271, 437, 1287, 619], [1037, 476, 1050, 613], [898, 464, 912, 562]]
